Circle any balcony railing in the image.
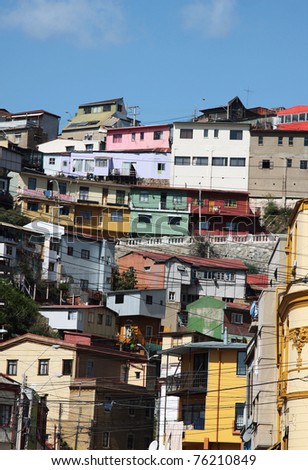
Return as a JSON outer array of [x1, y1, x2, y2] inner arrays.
[[166, 371, 208, 394]]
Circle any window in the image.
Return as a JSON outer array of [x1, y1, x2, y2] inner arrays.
[[102, 432, 110, 448], [116, 190, 125, 205], [50, 238, 60, 253], [138, 214, 151, 223], [169, 291, 175, 301], [58, 182, 67, 195], [304, 136, 308, 146], [113, 134, 122, 143], [203, 129, 209, 138], [97, 313, 103, 325], [140, 132, 144, 140], [0, 404, 12, 426], [104, 397, 113, 412], [157, 163, 165, 172], [62, 360, 73, 376], [106, 315, 112, 326], [146, 295, 153, 305], [144, 265, 151, 271], [260, 159, 273, 169], [300, 160, 308, 170], [139, 191, 149, 202], [38, 359, 49, 376], [7, 360, 17, 375], [60, 206, 70, 216], [67, 247, 73, 258], [182, 404, 204, 429], [88, 312, 95, 323], [237, 351, 246, 375], [115, 294, 124, 304], [234, 403, 245, 431], [49, 157, 55, 165], [14, 133, 21, 144], [85, 144, 93, 151], [131, 132, 136, 141], [288, 137, 294, 146], [103, 104, 112, 112], [81, 249, 90, 260], [68, 311, 77, 320], [230, 130, 243, 140], [224, 199, 237, 208], [80, 279, 89, 291], [278, 136, 283, 145], [180, 128, 193, 139], [110, 210, 123, 222], [173, 195, 182, 205], [65, 146, 75, 152], [79, 186, 89, 201], [96, 159, 108, 167], [128, 406, 135, 417], [48, 262, 55, 272], [175, 156, 190, 165], [230, 157, 245, 167], [214, 129, 219, 138], [212, 157, 227, 166], [86, 360, 94, 377], [28, 177, 37, 190], [154, 131, 163, 140], [27, 201, 38, 213], [286, 158, 292, 168], [78, 210, 92, 221], [192, 157, 208, 166], [168, 216, 181, 225], [146, 325, 153, 337], [258, 136, 263, 145], [6, 245, 12, 256], [231, 313, 243, 324]]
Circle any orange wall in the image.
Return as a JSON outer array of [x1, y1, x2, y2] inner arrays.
[[118, 253, 165, 289]]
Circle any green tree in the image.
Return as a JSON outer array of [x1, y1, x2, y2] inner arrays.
[[0, 207, 30, 226], [0, 279, 57, 338], [112, 267, 138, 290], [262, 199, 292, 234]]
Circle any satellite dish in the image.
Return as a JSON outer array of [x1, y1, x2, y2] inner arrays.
[[148, 440, 158, 450], [242, 428, 252, 443]]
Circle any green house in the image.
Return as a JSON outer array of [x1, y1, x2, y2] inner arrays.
[[129, 186, 190, 237], [186, 296, 226, 340]]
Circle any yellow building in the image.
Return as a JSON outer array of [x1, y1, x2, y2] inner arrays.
[[15, 172, 130, 238], [164, 341, 247, 450], [277, 199, 308, 449], [0, 333, 155, 450]]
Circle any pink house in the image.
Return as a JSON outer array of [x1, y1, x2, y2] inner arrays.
[[106, 123, 172, 152]]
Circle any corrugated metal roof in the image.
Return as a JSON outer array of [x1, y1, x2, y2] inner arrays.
[[159, 341, 247, 356], [277, 122, 308, 131], [122, 250, 247, 270]]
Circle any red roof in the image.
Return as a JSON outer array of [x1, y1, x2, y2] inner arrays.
[[277, 122, 308, 131], [247, 274, 268, 288], [277, 105, 308, 115], [122, 250, 247, 270]]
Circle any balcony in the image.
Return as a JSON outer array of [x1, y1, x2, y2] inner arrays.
[[166, 371, 208, 395]]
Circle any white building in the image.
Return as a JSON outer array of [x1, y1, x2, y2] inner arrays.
[[171, 121, 250, 190], [106, 288, 166, 319]]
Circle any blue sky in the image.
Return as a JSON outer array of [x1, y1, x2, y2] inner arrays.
[[1, 0, 307, 131]]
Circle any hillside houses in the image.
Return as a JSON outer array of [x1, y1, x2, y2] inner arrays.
[[2, 94, 308, 450]]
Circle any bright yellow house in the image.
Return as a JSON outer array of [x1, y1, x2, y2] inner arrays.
[[164, 341, 247, 450], [277, 198, 308, 449], [15, 172, 130, 238]]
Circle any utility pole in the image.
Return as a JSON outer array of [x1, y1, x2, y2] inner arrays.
[[128, 105, 140, 126], [56, 403, 62, 449], [16, 374, 26, 449]]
